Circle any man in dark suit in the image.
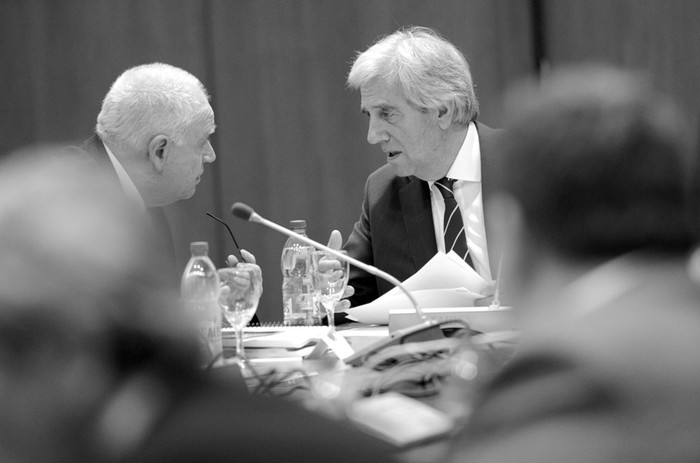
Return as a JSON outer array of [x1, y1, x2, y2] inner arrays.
[[448, 66, 700, 462], [74, 63, 217, 275], [343, 27, 499, 310]]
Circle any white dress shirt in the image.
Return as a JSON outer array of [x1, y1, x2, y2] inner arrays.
[[103, 141, 146, 212], [428, 122, 492, 280]]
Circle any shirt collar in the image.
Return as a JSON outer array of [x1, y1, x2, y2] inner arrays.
[[103, 141, 147, 212], [444, 121, 480, 183]]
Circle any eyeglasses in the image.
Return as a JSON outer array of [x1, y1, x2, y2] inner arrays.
[[206, 211, 246, 263]]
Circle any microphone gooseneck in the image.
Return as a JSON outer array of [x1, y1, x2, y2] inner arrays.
[[230, 201, 428, 323]]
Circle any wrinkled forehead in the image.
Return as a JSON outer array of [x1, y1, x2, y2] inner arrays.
[[360, 77, 410, 110]]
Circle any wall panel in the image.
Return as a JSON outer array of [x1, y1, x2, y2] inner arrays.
[[543, 0, 700, 121]]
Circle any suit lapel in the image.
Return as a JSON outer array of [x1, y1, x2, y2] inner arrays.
[[399, 177, 437, 272]]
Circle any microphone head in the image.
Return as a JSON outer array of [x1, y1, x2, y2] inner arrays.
[[231, 202, 255, 221]]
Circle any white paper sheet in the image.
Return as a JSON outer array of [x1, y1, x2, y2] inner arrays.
[[345, 287, 484, 325], [344, 251, 492, 325]]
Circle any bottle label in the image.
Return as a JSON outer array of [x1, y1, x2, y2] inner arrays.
[[193, 301, 223, 365], [282, 243, 318, 325]]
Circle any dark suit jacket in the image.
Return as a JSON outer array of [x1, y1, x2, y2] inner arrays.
[[343, 123, 502, 307], [449, 255, 700, 463], [73, 136, 261, 325], [71, 136, 178, 286]]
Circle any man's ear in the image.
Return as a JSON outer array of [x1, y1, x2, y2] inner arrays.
[[147, 135, 169, 172], [437, 103, 454, 130]]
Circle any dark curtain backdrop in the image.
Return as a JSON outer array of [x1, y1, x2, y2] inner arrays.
[[2, 0, 698, 321], [541, 0, 700, 124]]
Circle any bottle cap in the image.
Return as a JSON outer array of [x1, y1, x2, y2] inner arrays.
[[190, 241, 209, 255], [289, 220, 307, 230]]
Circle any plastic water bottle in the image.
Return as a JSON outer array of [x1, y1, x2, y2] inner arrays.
[[181, 241, 222, 365], [281, 220, 320, 325]]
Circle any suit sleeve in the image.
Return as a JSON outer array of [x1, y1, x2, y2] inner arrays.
[[343, 175, 380, 307]]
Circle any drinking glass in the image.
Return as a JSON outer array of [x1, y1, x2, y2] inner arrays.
[[312, 250, 349, 336], [218, 263, 262, 366]]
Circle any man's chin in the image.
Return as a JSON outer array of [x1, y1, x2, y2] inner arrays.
[[388, 164, 412, 178]]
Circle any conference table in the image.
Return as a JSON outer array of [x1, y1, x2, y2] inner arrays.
[[219, 322, 517, 462]]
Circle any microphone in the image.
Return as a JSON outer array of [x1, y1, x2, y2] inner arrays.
[[232, 202, 425, 319], [231, 202, 449, 366]]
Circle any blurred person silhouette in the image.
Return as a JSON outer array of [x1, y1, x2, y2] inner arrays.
[[448, 66, 700, 462], [342, 26, 502, 318], [0, 146, 395, 463], [0, 145, 189, 462]]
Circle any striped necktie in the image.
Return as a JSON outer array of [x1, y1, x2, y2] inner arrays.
[[435, 177, 474, 269]]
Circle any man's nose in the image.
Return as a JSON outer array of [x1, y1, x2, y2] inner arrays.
[[367, 118, 389, 145], [203, 141, 216, 163]]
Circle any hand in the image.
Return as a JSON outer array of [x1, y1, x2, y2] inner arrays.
[[218, 262, 263, 307], [227, 249, 257, 267], [326, 230, 354, 313], [223, 249, 262, 310], [326, 229, 342, 251]]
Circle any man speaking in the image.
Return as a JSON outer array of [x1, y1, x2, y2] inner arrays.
[[344, 27, 500, 308]]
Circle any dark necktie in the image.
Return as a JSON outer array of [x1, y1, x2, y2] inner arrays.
[[435, 178, 474, 269]]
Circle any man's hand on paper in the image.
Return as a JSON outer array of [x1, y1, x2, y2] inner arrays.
[[327, 229, 353, 313]]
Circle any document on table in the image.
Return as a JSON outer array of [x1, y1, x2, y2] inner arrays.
[[223, 326, 329, 349], [344, 251, 491, 325]]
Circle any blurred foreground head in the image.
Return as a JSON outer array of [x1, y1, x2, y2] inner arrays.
[[0, 146, 198, 462], [490, 65, 698, 287]]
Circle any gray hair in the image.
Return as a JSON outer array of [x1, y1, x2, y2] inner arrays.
[[96, 63, 210, 152], [347, 26, 478, 124]]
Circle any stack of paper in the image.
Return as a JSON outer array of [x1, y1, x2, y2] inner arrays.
[[243, 326, 329, 349], [344, 251, 493, 325], [222, 326, 328, 358], [222, 326, 359, 360]]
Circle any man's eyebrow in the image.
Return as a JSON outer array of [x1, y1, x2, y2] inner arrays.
[[362, 103, 399, 114]]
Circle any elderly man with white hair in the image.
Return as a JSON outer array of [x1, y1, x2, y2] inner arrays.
[[342, 27, 502, 315], [72, 63, 217, 273]]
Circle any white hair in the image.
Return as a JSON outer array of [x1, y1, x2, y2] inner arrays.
[[347, 26, 478, 124], [96, 63, 211, 152]]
